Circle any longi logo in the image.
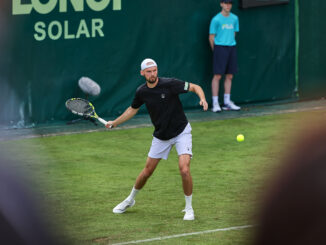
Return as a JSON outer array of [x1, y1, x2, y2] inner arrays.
[[12, 0, 122, 41]]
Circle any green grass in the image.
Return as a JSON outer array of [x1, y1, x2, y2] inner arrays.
[[1, 110, 325, 244]]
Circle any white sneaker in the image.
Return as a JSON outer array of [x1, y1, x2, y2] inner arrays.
[[222, 101, 241, 111], [113, 199, 135, 214], [182, 208, 195, 220], [211, 103, 222, 112]]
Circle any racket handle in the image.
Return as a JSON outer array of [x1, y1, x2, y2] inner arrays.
[[97, 117, 108, 126]]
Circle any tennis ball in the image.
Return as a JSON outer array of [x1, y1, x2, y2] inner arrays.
[[237, 134, 244, 142]]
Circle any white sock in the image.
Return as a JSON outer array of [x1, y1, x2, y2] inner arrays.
[[185, 194, 193, 210], [126, 186, 139, 202], [224, 94, 230, 105], [212, 96, 218, 105]]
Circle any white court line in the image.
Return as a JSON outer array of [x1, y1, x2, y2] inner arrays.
[[110, 225, 254, 245]]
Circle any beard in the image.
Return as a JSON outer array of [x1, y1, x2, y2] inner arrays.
[[146, 75, 158, 84]]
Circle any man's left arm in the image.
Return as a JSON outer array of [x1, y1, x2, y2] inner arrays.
[[189, 83, 208, 111]]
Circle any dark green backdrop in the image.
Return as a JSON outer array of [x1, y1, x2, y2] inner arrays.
[[298, 0, 326, 99], [0, 0, 296, 126]]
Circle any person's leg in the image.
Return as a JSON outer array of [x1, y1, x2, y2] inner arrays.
[[135, 157, 161, 190], [222, 46, 240, 110], [212, 74, 222, 97], [175, 123, 193, 197], [212, 45, 227, 112], [174, 124, 194, 220], [223, 73, 233, 105], [211, 74, 222, 112], [224, 74, 233, 96], [179, 154, 192, 196], [222, 73, 240, 110], [113, 135, 172, 214], [113, 157, 161, 214], [179, 154, 195, 220]]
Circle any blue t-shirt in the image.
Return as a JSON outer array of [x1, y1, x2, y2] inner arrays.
[[209, 12, 239, 46]]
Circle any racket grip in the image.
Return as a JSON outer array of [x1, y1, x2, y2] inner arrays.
[[97, 117, 108, 126]]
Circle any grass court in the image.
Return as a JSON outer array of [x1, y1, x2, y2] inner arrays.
[[1, 108, 326, 244]]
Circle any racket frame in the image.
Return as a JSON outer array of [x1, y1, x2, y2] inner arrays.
[[65, 98, 108, 126]]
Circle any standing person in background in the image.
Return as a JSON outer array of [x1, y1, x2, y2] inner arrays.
[[209, 0, 240, 112]]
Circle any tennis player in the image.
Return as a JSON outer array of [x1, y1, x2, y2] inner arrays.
[[106, 58, 208, 220]]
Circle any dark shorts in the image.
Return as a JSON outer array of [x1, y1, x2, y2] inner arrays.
[[213, 45, 238, 75]]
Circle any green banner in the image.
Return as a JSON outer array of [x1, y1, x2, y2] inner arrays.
[[0, 0, 295, 126]]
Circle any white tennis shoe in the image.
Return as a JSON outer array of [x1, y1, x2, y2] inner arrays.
[[113, 199, 135, 214], [222, 101, 241, 111], [212, 103, 222, 112], [182, 208, 195, 221]]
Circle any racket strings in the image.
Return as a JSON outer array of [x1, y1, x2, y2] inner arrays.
[[67, 100, 92, 114]]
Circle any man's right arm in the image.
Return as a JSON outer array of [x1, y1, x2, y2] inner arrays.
[[106, 106, 139, 128], [209, 34, 215, 51]]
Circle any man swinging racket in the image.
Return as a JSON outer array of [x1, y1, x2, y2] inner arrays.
[[106, 58, 208, 220]]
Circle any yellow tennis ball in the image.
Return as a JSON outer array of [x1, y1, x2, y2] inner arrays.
[[237, 134, 244, 142]]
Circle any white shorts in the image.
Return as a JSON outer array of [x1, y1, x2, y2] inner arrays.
[[148, 123, 192, 160]]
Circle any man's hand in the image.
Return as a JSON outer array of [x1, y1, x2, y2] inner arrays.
[[200, 99, 208, 111], [105, 121, 115, 129], [104, 107, 139, 129]]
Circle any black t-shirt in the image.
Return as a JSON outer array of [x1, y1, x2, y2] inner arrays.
[[131, 77, 190, 140]]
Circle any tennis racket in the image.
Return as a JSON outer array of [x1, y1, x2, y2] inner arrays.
[[65, 98, 109, 126]]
